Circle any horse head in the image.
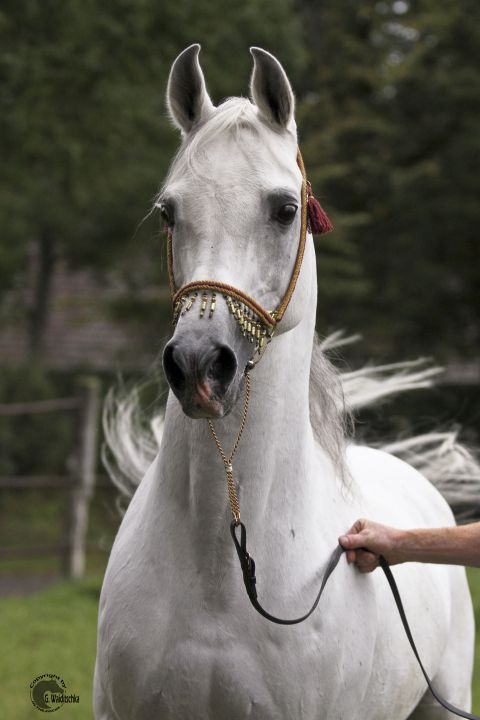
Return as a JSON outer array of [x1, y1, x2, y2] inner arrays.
[[161, 44, 314, 419]]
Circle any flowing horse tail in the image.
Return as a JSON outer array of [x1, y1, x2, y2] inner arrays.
[[102, 373, 165, 508], [381, 433, 480, 522], [103, 331, 480, 521]]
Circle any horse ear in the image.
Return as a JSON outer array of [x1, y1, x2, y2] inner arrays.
[[167, 44, 215, 135], [249, 47, 295, 129]]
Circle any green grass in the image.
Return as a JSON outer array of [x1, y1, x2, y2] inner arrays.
[[0, 578, 101, 720], [468, 567, 480, 711], [1, 570, 479, 720]]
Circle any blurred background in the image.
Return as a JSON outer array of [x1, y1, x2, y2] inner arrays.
[[0, 1, 478, 717]]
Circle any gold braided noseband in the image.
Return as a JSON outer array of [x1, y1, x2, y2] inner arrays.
[[167, 147, 309, 367]]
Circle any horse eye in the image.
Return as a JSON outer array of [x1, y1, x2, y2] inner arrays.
[[159, 203, 173, 228], [276, 203, 298, 225]]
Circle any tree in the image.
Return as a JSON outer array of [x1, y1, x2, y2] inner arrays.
[[0, 0, 304, 360], [378, 0, 480, 360], [296, 0, 480, 361]]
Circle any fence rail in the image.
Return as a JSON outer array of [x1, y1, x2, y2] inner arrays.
[[0, 474, 112, 489], [0, 397, 80, 415], [0, 544, 68, 559], [0, 475, 73, 489], [0, 377, 101, 578]]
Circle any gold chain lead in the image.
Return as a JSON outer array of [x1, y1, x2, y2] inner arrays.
[[207, 373, 251, 524]]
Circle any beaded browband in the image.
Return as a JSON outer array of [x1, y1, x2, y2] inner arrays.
[[167, 148, 331, 366]]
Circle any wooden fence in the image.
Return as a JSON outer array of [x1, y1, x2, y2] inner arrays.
[[0, 377, 101, 578]]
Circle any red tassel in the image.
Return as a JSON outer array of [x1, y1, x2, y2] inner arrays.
[[306, 181, 333, 234]]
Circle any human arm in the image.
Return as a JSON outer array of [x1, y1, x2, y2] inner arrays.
[[338, 518, 480, 573]]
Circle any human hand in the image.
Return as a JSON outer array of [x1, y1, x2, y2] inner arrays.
[[338, 518, 404, 573]]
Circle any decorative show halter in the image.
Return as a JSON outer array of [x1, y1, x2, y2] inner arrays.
[[167, 149, 332, 370], [166, 148, 478, 720]]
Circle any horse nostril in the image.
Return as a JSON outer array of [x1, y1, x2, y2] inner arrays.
[[163, 344, 186, 391], [207, 346, 237, 389]]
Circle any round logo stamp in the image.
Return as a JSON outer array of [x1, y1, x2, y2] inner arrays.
[[30, 674, 66, 713]]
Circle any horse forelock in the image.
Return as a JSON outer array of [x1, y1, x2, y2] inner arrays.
[[161, 97, 297, 195]]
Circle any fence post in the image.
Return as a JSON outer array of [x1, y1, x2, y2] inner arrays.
[[63, 376, 100, 579]]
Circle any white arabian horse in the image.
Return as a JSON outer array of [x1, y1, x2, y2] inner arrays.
[[94, 45, 475, 719]]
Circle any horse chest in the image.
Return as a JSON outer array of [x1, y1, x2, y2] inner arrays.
[[106, 617, 335, 719], [96, 468, 438, 720], [100, 574, 385, 720]]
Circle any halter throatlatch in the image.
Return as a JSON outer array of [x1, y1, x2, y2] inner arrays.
[[166, 147, 332, 366]]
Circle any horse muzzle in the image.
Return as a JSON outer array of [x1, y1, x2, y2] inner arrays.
[[163, 336, 239, 419]]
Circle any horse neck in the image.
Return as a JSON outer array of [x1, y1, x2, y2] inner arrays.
[[159, 273, 340, 552]]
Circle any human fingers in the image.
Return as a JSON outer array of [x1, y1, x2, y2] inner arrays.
[[340, 520, 405, 565], [344, 518, 368, 536], [346, 550, 357, 564], [355, 549, 379, 574]]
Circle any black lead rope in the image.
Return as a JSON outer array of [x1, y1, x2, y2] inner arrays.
[[230, 520, 479, 720], [379, 557, 478, 720], [230, 520, 344, 625]]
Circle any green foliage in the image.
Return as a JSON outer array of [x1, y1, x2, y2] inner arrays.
[[0, 367, 75, 476], [0, 0, 304, 281], [105, 293, 172, 339], [378, 0, 480, 359], [0, 0, 306, 355], [297, 3, 388, 326], [296, 0, 480, 359], [0, 1, 170, 280], [0, 0, 479, 361]]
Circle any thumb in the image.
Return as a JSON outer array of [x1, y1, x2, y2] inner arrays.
[[339, 531, 367, 549]]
